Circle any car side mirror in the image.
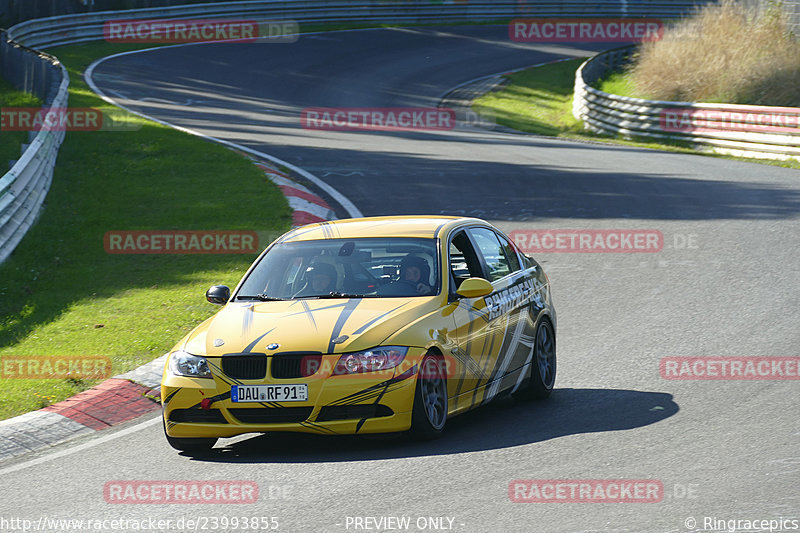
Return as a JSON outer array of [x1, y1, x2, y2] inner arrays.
[[206, 285, 230, 305], [455, 277, 493, 299]]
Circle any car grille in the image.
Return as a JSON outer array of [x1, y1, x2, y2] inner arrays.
[[315, 404, 394, 422], [271, 353, 323, 379], [221, 354, 267, 380], [228, 407, 313, 424], [169, 409, 228, 424]]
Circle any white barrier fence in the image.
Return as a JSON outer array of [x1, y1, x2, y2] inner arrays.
[[1, 0, 714, 263], [572, 45, 800, 161], [0, 34, 68, 264]]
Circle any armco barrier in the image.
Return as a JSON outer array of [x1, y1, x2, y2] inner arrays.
[[1, 1, 714, 263], [7, 1, 715, 49], [572, 45, 800, 161], [0, 32, 68, 264]]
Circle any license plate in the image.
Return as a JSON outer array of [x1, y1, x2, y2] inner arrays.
[[231, 384, 308, 403]]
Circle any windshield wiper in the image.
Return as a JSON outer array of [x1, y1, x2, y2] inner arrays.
[[236, 293, 288, 301], [317, 291, 375, 299]]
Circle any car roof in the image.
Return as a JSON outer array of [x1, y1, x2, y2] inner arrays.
[[279, 216, 490, 242]]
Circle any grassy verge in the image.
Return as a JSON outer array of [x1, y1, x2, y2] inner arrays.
[[594, 70, 638, 98], [472, 58, 585, 136], [472, 59, 800, 169], [0, 42, 292, 420], [0, 79, 42, 170], [627, 1, 800, 107]]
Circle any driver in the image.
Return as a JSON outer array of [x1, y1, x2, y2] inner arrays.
[[398, 255, 432, 295], [296, 262, 337, 296]]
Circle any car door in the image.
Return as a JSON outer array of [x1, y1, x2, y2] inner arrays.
[[449, 226, 539, 409], [443, 228, 496, 414]]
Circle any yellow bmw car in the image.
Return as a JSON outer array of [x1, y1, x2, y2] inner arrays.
[[161, 216, 556, 452]]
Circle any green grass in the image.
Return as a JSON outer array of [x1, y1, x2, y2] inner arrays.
[[0, 42, 292, 420], [595, 70, 638, 98], [473, 59, 800, 169], [0, 79, 42, 172], [473, 58, 585, 136]]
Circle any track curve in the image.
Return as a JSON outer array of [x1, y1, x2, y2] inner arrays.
[[1, 24, 798, 533]]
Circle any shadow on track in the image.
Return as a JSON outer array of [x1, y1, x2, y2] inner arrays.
[[184, 387, 678, 463]]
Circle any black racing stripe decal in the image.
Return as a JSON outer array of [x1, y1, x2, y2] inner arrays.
[[355, 379, 392, 433], [300, 300, 318, 331], [450, 350, 488, 383], [325, 383, 405, 407], [351, 303, 408, 335], [327, 365, 417, 406], [472, 319, 502, 406], [243, 328, 275, 353], [187, 390, 232, 410], [319, 221, 333, 239], [327, 298, 360, 354], [469, 300, 491, 324], [300, 421, 337, 434], [479, 306, 529, 404], [285, 301, 348, 317], [452, 299, 490, 399], [453, 310, 475, 399], [354, 363, 402, 433], [163, 388, 182, 405]]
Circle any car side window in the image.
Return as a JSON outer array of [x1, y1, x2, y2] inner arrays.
[[469, 227, 513, 282], [495, 232, 521, 272], [449, 231, 483, 290]]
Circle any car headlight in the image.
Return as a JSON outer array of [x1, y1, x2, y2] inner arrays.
[[168, 350, 212, 378], [333, 346, 408, 375]]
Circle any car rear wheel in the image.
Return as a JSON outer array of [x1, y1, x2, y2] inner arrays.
[[513, 317, 556, 400], [410, 353, 448, 440], [162, 415, 217, 453]]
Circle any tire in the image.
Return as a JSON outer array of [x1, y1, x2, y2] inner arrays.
[[162, 414, 217, 453], [513, 317, 556, 400], [409, 354, 448, 440]]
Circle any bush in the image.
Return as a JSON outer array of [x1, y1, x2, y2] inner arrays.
[[628, 0, 800, 106]]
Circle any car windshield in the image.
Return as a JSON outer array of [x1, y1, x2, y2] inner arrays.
[[236, 237, 440, 299]]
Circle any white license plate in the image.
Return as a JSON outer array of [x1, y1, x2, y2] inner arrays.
[[231, 384, 308, 403]]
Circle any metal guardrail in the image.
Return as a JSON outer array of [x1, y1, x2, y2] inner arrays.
[[0, 32, 68, 264], [8, 1, 714, 48], [0, 0, 715, 263], [572, 45, 800, 161]]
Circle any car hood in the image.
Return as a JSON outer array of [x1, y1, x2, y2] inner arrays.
[[181, 297, 441, 356]]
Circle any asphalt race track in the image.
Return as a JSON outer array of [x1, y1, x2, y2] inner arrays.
[[1, 25, 798, 533]]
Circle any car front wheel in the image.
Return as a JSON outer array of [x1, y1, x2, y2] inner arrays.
[[409, 353, 448, 440], [513, 317, 556, 400]]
